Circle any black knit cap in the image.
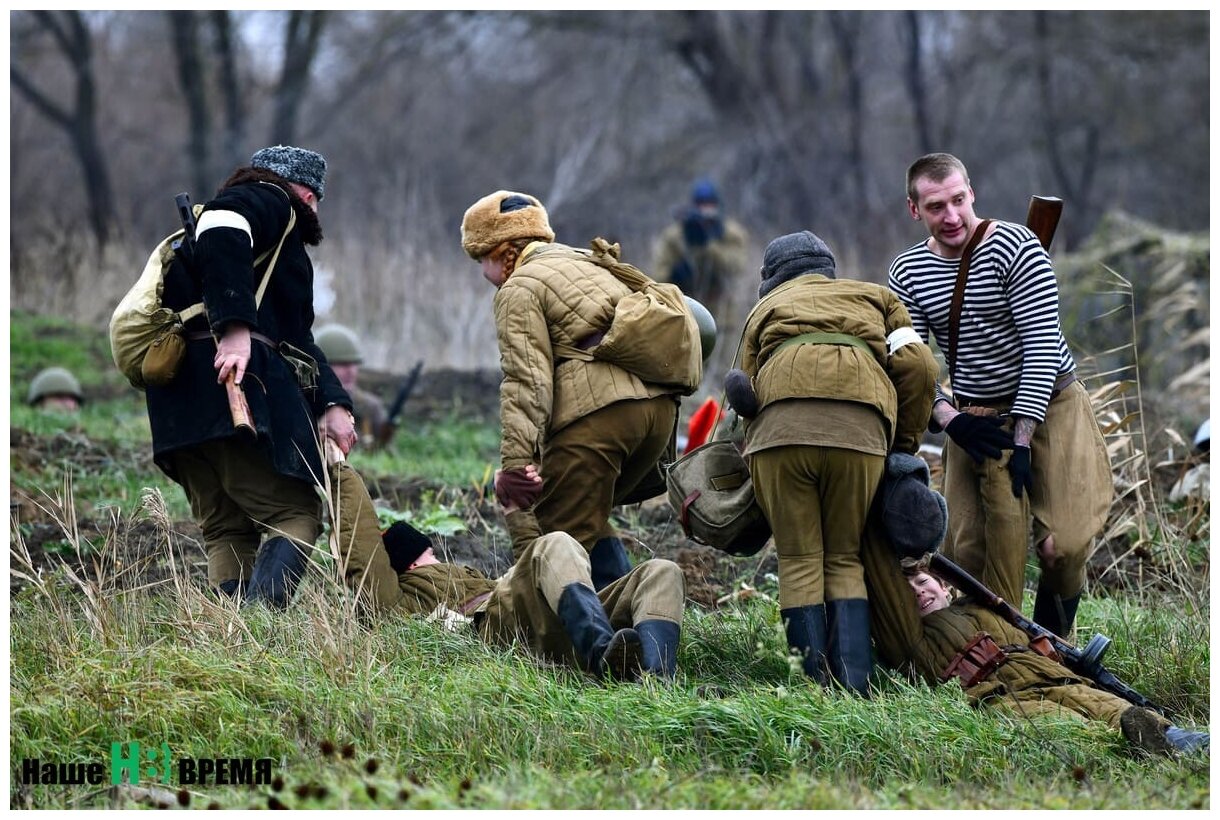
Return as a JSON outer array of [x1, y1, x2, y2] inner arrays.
[[250, 145, 327, 200], [761, 230, 836, 282], [382, 521, 433, 573]]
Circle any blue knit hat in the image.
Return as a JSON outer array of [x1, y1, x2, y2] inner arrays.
[[250, 145, 327, 200], [691, 178, 719, 205]]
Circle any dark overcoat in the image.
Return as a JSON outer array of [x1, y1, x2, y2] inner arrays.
[[146, 180, 350, 485]]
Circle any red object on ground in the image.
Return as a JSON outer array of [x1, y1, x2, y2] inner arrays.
[[684, 397, 721, 454]]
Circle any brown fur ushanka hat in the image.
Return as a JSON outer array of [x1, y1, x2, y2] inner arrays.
[[461, 190, 555, 259]]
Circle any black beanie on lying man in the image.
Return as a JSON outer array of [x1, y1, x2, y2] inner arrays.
[[382, 521, 433, 573]]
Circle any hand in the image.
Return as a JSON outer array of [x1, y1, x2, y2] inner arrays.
[[944, 412, 1014, 464], [724, 368, 759, 419], [321, 405, 358, 455], [1008, 445, 1033, 499], [214, 324, 252, 385], [495, 465, 543, 512], [682, 212, 710, 247]]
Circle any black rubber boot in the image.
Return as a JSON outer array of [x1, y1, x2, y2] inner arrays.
[[245, 536, 310, 609], [636, 619, 681, 679], [781, 604, 829, 686], [556, 583, 641, 680], [827, 598, 873, 697], [1033, 586, 1081, 638], [215, 579, 245, 599], [589, 536, 633, 592]]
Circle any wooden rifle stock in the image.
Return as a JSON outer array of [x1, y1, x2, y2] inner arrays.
[[1025, 195, 1063, 252], [225, 372, 255, 435]]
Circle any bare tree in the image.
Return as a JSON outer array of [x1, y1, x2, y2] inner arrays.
[[211, 11, 245, 173], [902, 11, 933, 155], [10, 11, 116, 245], [167, 11, 212, 198], [271, 11, 327, 144]]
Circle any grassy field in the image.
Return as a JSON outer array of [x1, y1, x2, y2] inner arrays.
[[8, 310, 1210, 809]]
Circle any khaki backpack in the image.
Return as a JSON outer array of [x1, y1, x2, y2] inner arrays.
[[110, 187, 294, 389], [552, 238, 703, 394]]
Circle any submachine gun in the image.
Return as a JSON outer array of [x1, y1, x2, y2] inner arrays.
[[927, 552, 1165, 716]]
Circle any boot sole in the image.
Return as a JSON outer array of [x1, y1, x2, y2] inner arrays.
[[601, 628, 643, 682]]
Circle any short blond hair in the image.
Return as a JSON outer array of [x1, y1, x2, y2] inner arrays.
[[906, 153, 970, 203]]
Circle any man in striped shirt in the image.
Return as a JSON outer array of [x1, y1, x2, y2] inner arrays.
[[887, 153, 1113, 639]]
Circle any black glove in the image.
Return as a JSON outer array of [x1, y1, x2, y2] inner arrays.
[[1008, 445, 1033, 499], [724, 368, 759, 419], [669, 258, 695, 292], [944, 412, 1014, 464]]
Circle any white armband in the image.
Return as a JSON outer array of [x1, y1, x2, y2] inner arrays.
[[886, 326, 922, 355], [195, 209, 253, 246]]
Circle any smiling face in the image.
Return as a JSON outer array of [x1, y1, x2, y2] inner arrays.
[[907, 572, 952, 617], [908, 170, 978, 256]]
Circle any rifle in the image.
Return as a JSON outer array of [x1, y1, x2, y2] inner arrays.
[[927, 552, 1165, 715], [375, 359, 424, 446], [1025, 195, 1064, 252], [175, 192, 254, 435]]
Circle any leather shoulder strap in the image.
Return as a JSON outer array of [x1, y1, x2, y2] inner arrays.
[[946, 219, 993, 381]]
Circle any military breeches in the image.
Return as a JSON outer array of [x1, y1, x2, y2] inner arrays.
[[535, 395, 678, 551], [751, 445, 885, 608], [991, 681, 1151, 731], [167, 438, 322, 585], [944, 381, 1113, 604], [478, 532, 685, 669]]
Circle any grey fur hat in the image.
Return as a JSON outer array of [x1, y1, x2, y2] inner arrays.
[[761, 230, 836, 281], [880, 452, 948, 560], [250, 145, 327, 200]]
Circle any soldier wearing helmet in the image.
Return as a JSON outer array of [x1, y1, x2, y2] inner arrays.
[[28, 367, 84, 413], [315, 324, 393, 450]]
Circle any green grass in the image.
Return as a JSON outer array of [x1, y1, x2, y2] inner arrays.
[[8, 309, 1212, 810], [9, 582, 1210, 810]]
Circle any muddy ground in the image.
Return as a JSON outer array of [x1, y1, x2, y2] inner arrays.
[[10, 366, 1209, 609]]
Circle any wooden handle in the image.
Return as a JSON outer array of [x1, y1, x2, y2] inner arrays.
[[225, 373, 255, 435], [1025, 195, 1063, 252]]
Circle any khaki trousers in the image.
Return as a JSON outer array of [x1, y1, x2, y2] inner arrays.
[[751, 444, 885, 608], [478, 532, 685, 669], [535, 396, 678, 551], [168, 438, 322, 585], [944, 381, 1113, 604]]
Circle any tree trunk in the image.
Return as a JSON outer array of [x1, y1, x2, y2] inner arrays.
[[11, 11, 116, 245], [271, 11, 327, 145], [903, 11, 933, 155], [211, 11, 245, 172], [168, 12, 212, 198]]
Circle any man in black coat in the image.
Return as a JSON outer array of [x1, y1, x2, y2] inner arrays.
[[146, 145, 356, 605]]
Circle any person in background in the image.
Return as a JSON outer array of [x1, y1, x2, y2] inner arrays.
[[28, 367, 84, 413], [653, 178, 750, 325], [315, 323, 393, 449]]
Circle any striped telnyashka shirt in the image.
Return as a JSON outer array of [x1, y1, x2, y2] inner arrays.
[[887, 221, 1075, 423]]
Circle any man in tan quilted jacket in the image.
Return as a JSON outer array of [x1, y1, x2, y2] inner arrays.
[[723, 230, 938, 695], [460, 190, 684, 594]]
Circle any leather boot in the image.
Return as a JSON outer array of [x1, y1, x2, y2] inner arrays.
[[245, 536, 310, 609], [215, 579, 245, 599], [781, 604, 829, 686], [636, 619, 680, 679], [589, 536, 632, 592], [827, 598, 872, 697], [556, 583, 642, 680], [1033, 586, 1081, 638]]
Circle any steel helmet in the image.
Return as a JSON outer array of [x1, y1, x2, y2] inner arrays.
[[315, 324, 364, 365], [27, 367, 83, 405], [684, 296, 718, 362]]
